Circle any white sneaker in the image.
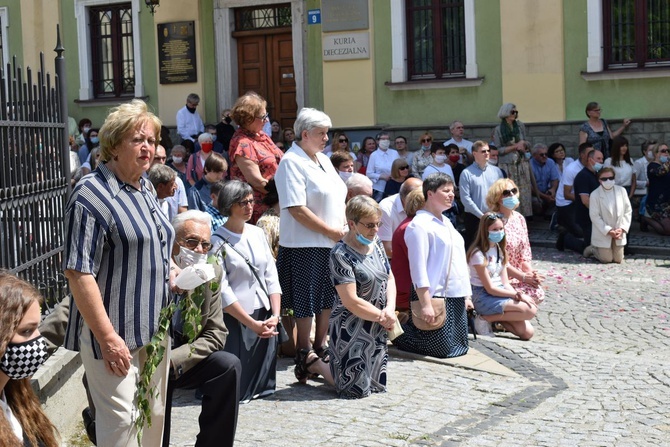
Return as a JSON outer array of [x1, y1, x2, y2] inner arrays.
[[474, 315, 495, 337]]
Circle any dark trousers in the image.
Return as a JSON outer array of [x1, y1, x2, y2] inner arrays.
[[163, 351, 242, 447], [556, 204, 583, 238], [463, 212, 481, 249]]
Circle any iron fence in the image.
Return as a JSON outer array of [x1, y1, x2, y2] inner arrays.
[[0, 30, 71, 310]]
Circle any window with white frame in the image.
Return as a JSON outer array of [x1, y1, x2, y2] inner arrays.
[[75, 0, 144, 101], [389, 0, 477, 86]]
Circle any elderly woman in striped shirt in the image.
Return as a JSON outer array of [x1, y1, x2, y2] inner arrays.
[[63, 100, 176, 447]]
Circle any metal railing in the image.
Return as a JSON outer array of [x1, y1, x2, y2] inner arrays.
[[0, 27, 70, 310]]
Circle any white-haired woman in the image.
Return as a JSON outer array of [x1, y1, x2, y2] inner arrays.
[[186, 132, 215, 186], [493, 103, 534, 217], [211, 180, 282, 403], [275, 108, 347, 383]]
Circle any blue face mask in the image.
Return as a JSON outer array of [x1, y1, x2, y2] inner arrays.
[[90, 137, 99, 145], [355, 231, 374, 246], [524, 152, 531, 159], [502, 196, 519, 210], [661, 155, 670, 163], [488, 230, 505, 243], [593, 162, 604, 172]]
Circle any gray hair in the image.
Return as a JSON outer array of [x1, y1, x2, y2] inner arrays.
[[147, 164, 176, 187], [294, 108, 332, 141], [345, 195, 381, 223], [449, 120, 463, 131], [172, 210, 211, 235], [217, 180, 253, 216], [198, 132, 213, 144], [346, 173, 373, 193], [422, 172, 453, 200], [532, 143, 548, 154], [187, 93, 200, 104], [170, 144, 187, 156], [497, 103, 517, 120], [376, 131, 390, 141]]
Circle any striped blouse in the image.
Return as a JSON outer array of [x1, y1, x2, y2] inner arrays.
[[63, 163, 175, 358]]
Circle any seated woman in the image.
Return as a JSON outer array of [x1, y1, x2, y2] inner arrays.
[[641, 142, 670, 235], [392, 173, 472, 359], [391, 189, 426, 313], [0, 271, 59, 447], [467, 213, 537, 339], [584, 167, 632, 263], [210, 180, 282, 403], [548, 142, 574, 178], [486, 178, 545, 305], [383, 158, 410, 198], [329, 195, 397, 398]]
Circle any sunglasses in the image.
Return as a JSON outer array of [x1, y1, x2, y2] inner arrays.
[[357, 221, 382, 229], [339, 138, 348, 143], [486, 213, 504, 220], [478, 149, 490, 154], [501, 187, 518, 197], [511, 110, 519, 115], [599, 176, 614, 181], [180, 238, 212, 251], [659, 149, 669, 154], [399, 165, 409, 170], [422, 138, 432, 143]]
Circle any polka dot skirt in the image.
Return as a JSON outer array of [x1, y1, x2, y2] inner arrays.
[[277, 246, 336, 318]]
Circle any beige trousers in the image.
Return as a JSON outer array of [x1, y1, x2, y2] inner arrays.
[[80, 323, 170, 447], [593, 240, 624, 264]]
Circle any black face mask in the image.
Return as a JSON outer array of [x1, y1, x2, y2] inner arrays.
[[186, 105, 197, 114], [224, 116, 232, 124]]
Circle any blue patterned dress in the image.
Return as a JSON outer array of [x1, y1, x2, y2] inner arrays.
[[328, 239, 390, 399]]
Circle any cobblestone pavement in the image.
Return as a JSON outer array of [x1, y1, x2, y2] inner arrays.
[[169, 247, 670, 447]]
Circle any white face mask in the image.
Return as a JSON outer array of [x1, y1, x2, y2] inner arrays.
[[378, 140, 390, 151], [172, 156, 183, 164], [339, 171, 353, 182], [489, 158, 499, 166], [174, 246, 207, 268], [434, 154, 447, 164], [647, 150, 654, 160], [601, 179, 615, 190]]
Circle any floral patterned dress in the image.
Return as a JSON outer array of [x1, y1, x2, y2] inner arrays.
[[229, 128, 283, 223], [505, 211, 545, 304]]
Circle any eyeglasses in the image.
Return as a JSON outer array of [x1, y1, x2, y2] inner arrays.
[[486, 213, 504, 220], [537, 153, 548, 157], [339, 138, 348, 143], [356, 221, 382, 229], [501, 187, 518, 197], [237, 199, 255, 207], [421, 138, 432, 143], [129, 137, 157, 147], [180, 238, 213, 251], [399, 165, 409, 170], [599, 176, 615, 181], [256, 113, 270, 122]]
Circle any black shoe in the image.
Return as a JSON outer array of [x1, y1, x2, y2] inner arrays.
[[555, 232, 565, 251], [195, 388, 204, 400], [82, 407, 97, 445]]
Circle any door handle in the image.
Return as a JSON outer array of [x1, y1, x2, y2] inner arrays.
[[282, 73, 294, 79]]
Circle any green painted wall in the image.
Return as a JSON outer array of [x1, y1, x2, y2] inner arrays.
[[563, 0, 670, 121], [199, 0, 217, 122], [305, 0, 324, 110], [1, 0, 24, 69], [373, 1, 503, 127]]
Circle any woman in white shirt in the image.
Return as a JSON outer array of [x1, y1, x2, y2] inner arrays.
[[275, 108, 347, 382], [211, 180, 282, 403], [0, 272, 58, 446], [391, 172, 472, 359], [603, 136, 636, 200]]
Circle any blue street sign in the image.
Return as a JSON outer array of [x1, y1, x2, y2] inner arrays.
[[308, 9, 321, 25]]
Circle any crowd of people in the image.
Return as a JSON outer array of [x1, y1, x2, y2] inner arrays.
[[3, 95, 668, 447]]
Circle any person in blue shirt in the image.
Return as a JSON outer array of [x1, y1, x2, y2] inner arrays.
[[529, 143, 560, 218]]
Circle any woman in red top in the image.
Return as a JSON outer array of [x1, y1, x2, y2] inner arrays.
[[229, 92, 284, 223]]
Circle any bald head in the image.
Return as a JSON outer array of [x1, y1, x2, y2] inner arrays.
[[399, 177, 423, 202]]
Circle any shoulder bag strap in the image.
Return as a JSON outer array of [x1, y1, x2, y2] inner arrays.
[[220, 236, 270, 298]]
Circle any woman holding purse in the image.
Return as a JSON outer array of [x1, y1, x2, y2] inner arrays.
[[392, 173, 472, 359]]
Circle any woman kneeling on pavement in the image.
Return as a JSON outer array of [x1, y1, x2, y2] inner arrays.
[[392, 173, 472, 359], [329, 195, 397, 398], [468, 213, 537, 339]]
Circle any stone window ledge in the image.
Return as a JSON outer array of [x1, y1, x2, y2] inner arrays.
[[385, 77, 484, 91], [581, 68, 670, 81], [74, 96, 149, 108]]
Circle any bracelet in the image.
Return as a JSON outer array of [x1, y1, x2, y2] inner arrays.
[[271, 314, 280, 319]]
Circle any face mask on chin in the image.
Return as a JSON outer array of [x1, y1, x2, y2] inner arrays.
[[339, 171, 353, 182]]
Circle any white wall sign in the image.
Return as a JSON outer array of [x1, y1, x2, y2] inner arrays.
[[322, 32, 370, 61]]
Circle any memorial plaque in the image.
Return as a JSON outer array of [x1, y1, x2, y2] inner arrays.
[[322, 0, 368, 32], [158, 21, 197, 84]]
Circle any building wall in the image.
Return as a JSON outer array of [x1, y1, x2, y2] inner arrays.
[[305, 0, 324, 110], [0, 0, 24, 69]]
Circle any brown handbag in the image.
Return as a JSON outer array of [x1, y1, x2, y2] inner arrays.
[[409, 224, 453, 331]]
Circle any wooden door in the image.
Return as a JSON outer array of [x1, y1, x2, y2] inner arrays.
[[237, 31, 296, 129]]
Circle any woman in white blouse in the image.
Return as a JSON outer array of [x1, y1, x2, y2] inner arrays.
[[211, 180, 282, 403], [391, 172, 473, 359], [604, 136, 636, 200]]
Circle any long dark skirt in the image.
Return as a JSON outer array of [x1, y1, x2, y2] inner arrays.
[[392, 291, 469, 359], [223, 308, 277, 403]]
